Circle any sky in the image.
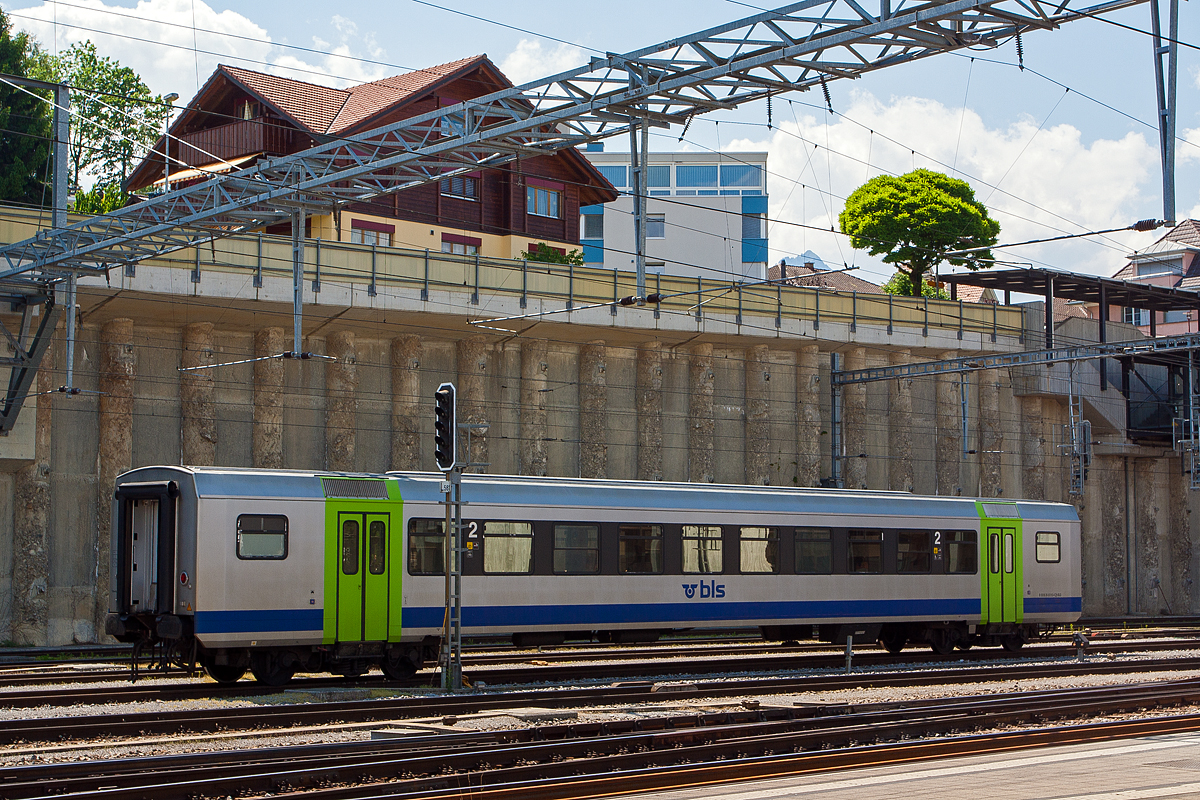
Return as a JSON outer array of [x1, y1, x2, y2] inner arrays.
[[1, 0, 1196, 286]]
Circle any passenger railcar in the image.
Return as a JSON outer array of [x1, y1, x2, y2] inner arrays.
[[106, 466, 1081, 685]]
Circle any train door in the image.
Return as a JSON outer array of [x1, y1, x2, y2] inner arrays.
[[129, 499, 159, 612], [983, 524, 1022, 623], [336, 512, 392, 642]]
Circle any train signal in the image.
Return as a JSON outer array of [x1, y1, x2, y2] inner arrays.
[[434, 382, 457, 472]]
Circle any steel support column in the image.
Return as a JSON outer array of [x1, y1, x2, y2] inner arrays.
[[1150, 0, 1178, 223]]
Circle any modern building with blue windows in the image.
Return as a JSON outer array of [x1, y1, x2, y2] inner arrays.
[[580, 146, 769, 282]]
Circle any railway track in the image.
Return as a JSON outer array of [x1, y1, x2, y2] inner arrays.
[[3, 677, 1199, 799], [4, 652, 1200, 747], [3, 632, 1200, 692]]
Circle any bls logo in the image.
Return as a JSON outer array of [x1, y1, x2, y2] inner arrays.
[[682, 580, 726, 599]]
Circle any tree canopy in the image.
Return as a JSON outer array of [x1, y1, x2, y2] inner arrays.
[[0, 9, 51, 208], [839, 168, 999, 297], [881, 271, 949, 299], [30, 39, 169, 194], [521, 242, 584, 266]]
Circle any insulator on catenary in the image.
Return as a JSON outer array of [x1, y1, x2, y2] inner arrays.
[[1016, 32, 1025, 71], [1132, 219, 1161, 232], [767, 94, 773, 129], [821, 78, 832, 112]]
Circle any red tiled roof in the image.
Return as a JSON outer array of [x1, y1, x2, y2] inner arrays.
[[221, 55, 489, 135], [1112, 219, 1200, 280], [955, 284, 996, 304], [768, 263, 882, 293], [329, 56, 487, 132], [220, 65, 349, 135]]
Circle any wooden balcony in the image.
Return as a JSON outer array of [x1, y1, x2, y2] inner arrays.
[[174, 119, 293, 167]]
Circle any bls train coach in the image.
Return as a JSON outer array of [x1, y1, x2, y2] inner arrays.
[[106, 466, 1081, 685]]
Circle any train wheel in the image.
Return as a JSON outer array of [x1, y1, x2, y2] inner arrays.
[[249, 652, 295, 687], [381, 654, 418, 681], [955, 640, 973, 651], [1002, 635, 1025, 653], [928, 630, 954, 656], [878, 631, 906, 654], [204, 663, 246, 684]]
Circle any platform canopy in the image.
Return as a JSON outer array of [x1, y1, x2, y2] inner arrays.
[[942, 267, 1200, 314]]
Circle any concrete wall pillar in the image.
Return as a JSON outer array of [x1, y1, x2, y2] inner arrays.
[[96, 318, 135, 638], [1134, 458, 1162, 614], [1168, 456, 1192, 613], [745, 344, 771, 485], [842, 347, 867, 490], [1021, 396, 1046, 501], [978, 368, 1002, 497], [636, 342, 663, 481], [579, 340, 607, 479], [688, 343, 714, 483], [253, 327, 285, 469], [325, 331, 357, 471], [519, 339, 548, 476], [796, 344, 821, 487], [935, 350, 961, 496], [888, 349, 913, 493], [457, 335, 489, 469], [1099, 456, 1129, 615], [180, 322, 216, 466], [390, 334, 421, 470], [11, 338, 55, 645]]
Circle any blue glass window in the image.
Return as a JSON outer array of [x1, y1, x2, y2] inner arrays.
[[647, 165, 671, 187], [676, 164, 718, 188], [596, 165, 627, 187], [720, 164, 763, 188]]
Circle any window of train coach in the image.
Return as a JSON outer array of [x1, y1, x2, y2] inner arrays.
[[236, 514, 288, 560], [1035, 532, 1061, 563], [794, 527, 831, 574], [682, 525, 723, 574], [848, 530, 883, 573], [897, 530, 932, 573], [483, 521, 534, 574], [739, 527, 778, 573], [553, 524, 599, 574], [945, 531, 978, 573], [341, 519, 360, 574], [407, 519, 445, 575], [619, 525, 663, 574], [368, 520, 386, 575]]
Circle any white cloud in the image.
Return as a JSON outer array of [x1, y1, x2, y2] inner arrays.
[[4, 0, 389, 98], [499, 39, 583, 86], [731, 91, 1159, 279]]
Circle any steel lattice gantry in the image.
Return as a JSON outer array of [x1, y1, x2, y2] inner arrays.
[[0, 0, 1150, 284]]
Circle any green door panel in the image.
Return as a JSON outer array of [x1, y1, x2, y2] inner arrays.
[[363, 513, 390, 642], [337, 513, 364, 641], [983, 523, 1022, 624]]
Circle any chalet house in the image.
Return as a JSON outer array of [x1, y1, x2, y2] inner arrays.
[[1102, 219, 1200, 335], [125, 56, 619, 259]]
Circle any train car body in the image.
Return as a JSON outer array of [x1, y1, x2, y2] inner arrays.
[[106, 466, 1081, 684]]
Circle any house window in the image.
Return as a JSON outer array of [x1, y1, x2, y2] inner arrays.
[[1123, 307, 1150, 326], [676, 164, 718, 188], [582, 214, 604, 239], [1136, 259, 1182, 277], [647, 214, 665, 239], [742, 213, 763, 240], [596, 165, 627, 187], [526, 186, 560, 218], [441, 241, 478, 256], [647, 165, 671, 188], [350, 228, 391, 247], [721, 164, 762, 188], [440, 175, 478, 200], [237, 100, 261, 120]]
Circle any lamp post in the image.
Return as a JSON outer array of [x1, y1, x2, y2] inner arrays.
[[162, 92, 179, 193]]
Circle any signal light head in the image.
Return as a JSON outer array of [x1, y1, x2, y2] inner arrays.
[[434, 382, 457, 472]]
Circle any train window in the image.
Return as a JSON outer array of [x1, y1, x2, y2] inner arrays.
[[739, 527, 778, 574], [236, 514, 288, 560], [408, 519, 445, 575], [682, 525, 723, 574], [897, 531, 931, 573], [794, 528, 831, 574], [1036, 532, 1061, 563], [553, 524, 599, 574], [945, 531, 977, 574], [368, 520, 386, 575], [483, 521, 534, 574], [619, 525, 663, 574], [341, 519, 360, 575], [848, 530, 883, 573]]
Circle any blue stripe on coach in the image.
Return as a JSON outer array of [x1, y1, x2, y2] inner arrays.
[[1022, 596, 1082, 613], [401, 598, 990, 630], [195, 608, 324, 634]]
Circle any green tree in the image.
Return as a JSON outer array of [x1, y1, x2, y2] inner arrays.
[[521, 242, 584, 266], [881, 271, 949, 299], [839, 168, 999, 297], [71, 182, 125, 214], [0, 9, 51, 207], [31, 40, 169, 191]]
